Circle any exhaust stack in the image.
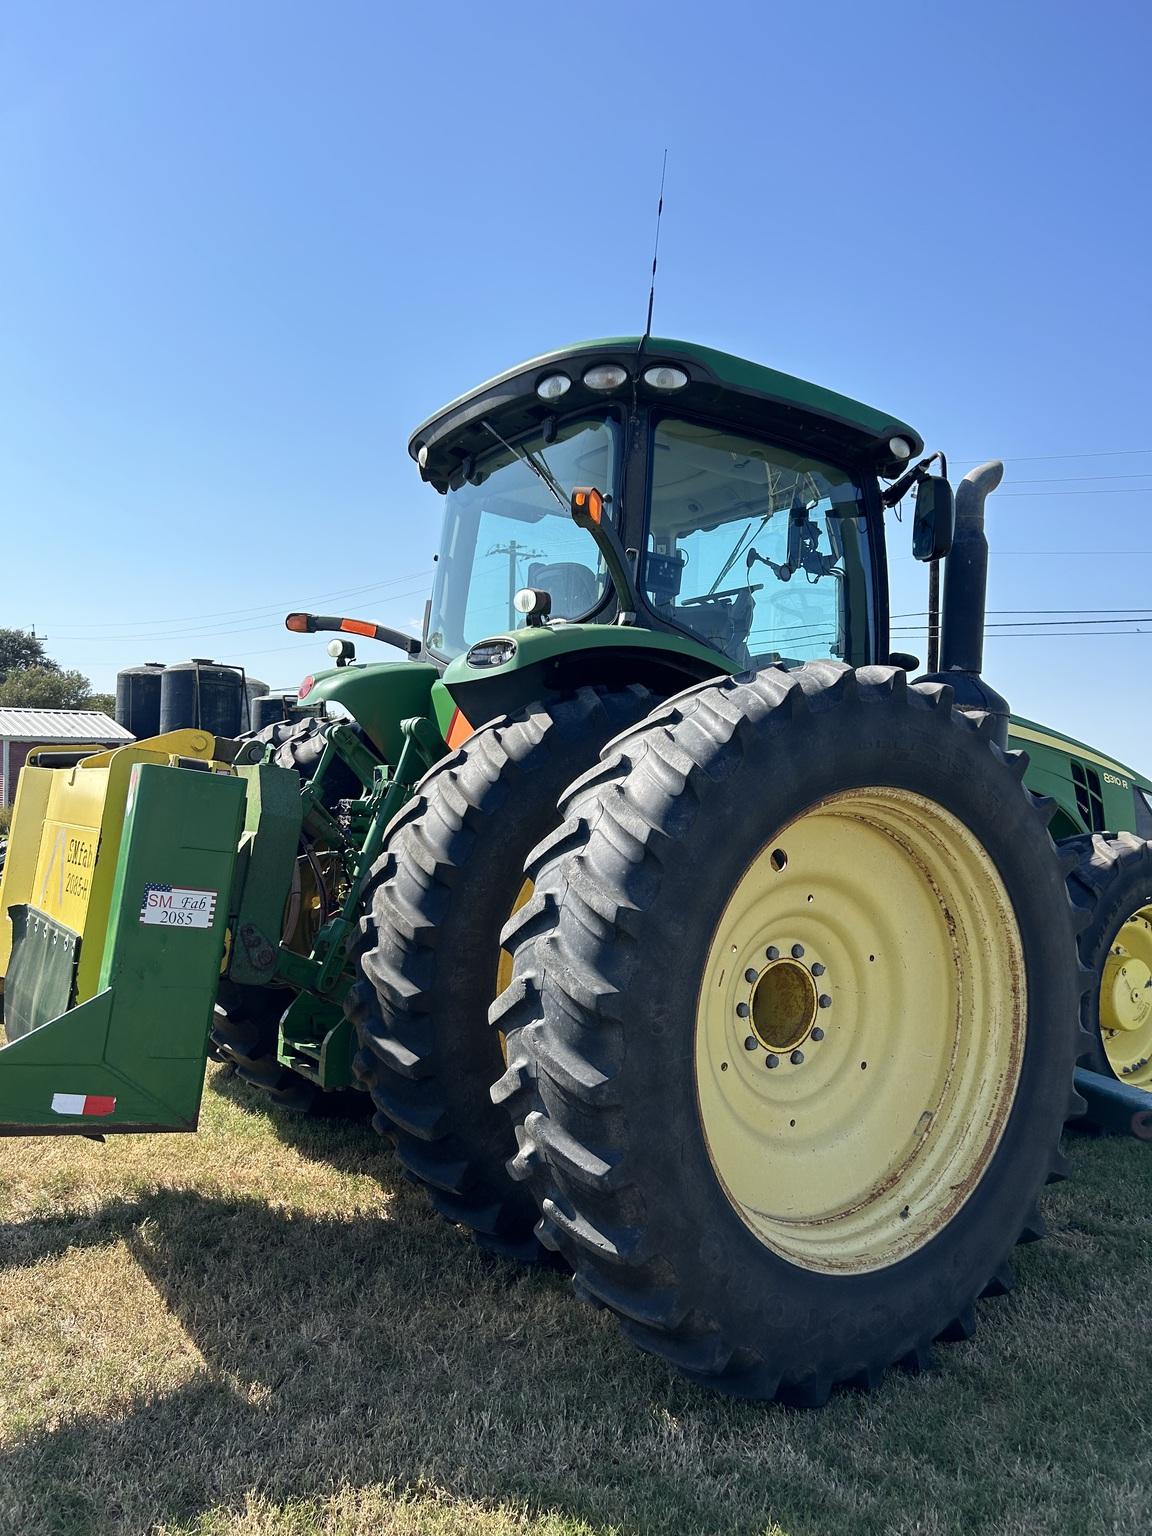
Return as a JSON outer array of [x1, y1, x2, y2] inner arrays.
[[919, 459, 1011, 747], [941, 460, 1003, 674]]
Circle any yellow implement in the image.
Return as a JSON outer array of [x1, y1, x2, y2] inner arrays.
[[0, 731, 235, 1004]]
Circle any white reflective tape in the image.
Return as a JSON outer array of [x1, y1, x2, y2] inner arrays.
[[51, 1093, 87, 1115]]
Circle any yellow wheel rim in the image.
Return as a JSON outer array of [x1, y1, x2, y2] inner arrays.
[[496, 878, 534, 1063], [1100, 903, 1152, 1087], [694, 787, 1027, 1275]]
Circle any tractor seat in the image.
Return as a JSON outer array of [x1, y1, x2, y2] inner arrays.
[[527, 561, 600, 620], [673, 588, 754, 670]]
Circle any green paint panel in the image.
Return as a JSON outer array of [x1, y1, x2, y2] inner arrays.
[[299, 661, 439, 759], [1009, 714, 1152, 838], [440, 621, 734, 731], [441, 620, 733, 690], [430, 678, 457, 738], [227, 762, 303, 987], [0, 762, 245, 1135]]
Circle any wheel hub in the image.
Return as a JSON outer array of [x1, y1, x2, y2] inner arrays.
[[750, 957, 819, 1052], [1105, 955, 1152, 1032], [1100, 907, 1152, 1084]]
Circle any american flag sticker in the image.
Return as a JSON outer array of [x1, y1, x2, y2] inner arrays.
[[52, 1092, 117, 1117], [139, 883, 217, 929]]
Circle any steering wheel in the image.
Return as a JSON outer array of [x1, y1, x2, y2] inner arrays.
[[681, 584, 764, 606]]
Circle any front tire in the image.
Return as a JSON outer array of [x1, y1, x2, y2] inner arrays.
[[1066, 832, 1152, 1089], [495, 664, 1092, 1401], [349, 685, 657, 1260]]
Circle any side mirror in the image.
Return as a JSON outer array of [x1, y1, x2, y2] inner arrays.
[[913, 476, 954, 562], [570, 486, 641, 623]]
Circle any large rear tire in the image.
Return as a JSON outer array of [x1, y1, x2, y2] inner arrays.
[[349, 685, 656, 1261], [495, 664, 1093, 1401], [1065, 831, 1152, 1089]]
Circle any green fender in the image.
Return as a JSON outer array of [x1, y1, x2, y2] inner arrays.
[[296, 660, 441, 760], [434, 622, 735, 735]]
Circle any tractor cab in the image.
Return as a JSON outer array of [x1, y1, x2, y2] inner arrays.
[[412, 338, 929, 677]]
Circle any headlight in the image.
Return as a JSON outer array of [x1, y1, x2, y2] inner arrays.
[[513, 587, 552, 618], [642, 364, 689, 391], [583, 363, 628, 391], [535, 373, 572, 401], [466, 638, 517, 668]]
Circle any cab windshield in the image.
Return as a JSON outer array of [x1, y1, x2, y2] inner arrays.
[[427, 416, 617, 660], [644, 417, 874, 669]]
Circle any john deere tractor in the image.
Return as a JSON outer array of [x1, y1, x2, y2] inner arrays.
[[3, 337, 1151, 1404]]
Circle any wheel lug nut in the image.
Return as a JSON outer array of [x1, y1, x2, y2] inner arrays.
[[736, 1002, 749, 1019], [765, 1054, 780, 1069], [790, 1049, 805, 1065], [811, 1026, 824, 1041], [744, 968, 759, 984], [818, 994, 832, 1009], [791, 944, 805, 959], [766, 946, 779, 961], [744, 1036, 758, 1051], [811, 962, 825, 977]]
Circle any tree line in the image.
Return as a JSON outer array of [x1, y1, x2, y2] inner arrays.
[[0, 629, 115, 714]]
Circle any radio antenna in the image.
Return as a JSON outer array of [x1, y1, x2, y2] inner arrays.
[[641, 149, 668, 347]]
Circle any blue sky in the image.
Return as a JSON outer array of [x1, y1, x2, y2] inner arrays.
[[2, 1, 1149, 766]]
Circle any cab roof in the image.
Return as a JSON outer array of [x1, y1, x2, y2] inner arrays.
[[408, 336, 924, 493]]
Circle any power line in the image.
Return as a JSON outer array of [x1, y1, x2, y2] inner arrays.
[[892, 625, 1150, 638], [893, 551, 1152, 562], [39, 570, 431, 632], [998, 488, 1152, 497], [891, 609, 1152, 620], [993, 549, 1152, 556], [946, 617, 1152, 629], [989, 607, 1152, 616], [45, 580, 431, 645], [952, 447, 1152, 463], [1007, 472, 1152, 485]]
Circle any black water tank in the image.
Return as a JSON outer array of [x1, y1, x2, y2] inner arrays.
[[244, 676, 269, 731], [115, 662, 165, 740], [251, 694, 293, 731], [159, 659, 247, 738]]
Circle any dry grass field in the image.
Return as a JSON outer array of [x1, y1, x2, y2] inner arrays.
[[2, 1063, 1151, 1536]]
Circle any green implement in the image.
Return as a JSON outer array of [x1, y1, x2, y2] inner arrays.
[[0, 755, 245, 1133]]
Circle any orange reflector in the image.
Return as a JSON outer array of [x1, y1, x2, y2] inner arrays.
[[446, 707, 474, 750], [571, 486, 604, 524], [340, 618, 377, 639], [285, 612, 312, 633]]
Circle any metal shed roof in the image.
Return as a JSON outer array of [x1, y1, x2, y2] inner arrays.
[[0, 708, 133, 744]]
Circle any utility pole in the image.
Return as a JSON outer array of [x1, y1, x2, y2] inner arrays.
[[487, 541, 543, 628]]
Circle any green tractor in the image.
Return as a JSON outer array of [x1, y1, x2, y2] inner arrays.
[[3, 337, 1151, 1403]]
